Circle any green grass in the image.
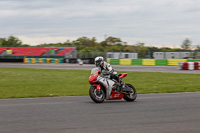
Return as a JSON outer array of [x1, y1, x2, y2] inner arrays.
[[0, 67, 200, 98]]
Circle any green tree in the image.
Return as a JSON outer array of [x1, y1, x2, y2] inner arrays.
[[195, 45, 200, 51], [100, 36, 122, 48], [134, 42, 147, 58], [105, 36, 123, 45], [0, 38, 6, 46], [72, 37, 97, 47], [161, 47, 172, 51], [124, 45, 134, 52], [147, 46, 162, 58], [181, 38, 192, 50], [0, 36, 24, 47]]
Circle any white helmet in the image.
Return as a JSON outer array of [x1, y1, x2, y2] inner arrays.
[[94, 56, 104, 67]]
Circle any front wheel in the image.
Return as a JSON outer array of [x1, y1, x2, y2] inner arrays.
[[89, 86, 105, 103], [123, 83, 137, 102]]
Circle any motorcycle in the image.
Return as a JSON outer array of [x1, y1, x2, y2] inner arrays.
[[89, 68, 137, 103]]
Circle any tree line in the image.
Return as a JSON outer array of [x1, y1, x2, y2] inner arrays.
[[0, 36, 200, 58]]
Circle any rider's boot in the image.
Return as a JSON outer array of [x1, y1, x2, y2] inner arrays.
[[119, 79, 132, 93], [112, 82, 120, 93], [118, 79, 124, 90]]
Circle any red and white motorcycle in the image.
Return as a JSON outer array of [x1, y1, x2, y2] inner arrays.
[[89, 68, 137, 103]]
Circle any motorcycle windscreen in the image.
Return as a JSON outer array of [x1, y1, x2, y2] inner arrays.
[[91, 67, 99, 75]]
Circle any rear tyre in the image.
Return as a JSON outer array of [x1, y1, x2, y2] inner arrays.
[[89, 86, 105, 103], [123, 83, 137, 102]]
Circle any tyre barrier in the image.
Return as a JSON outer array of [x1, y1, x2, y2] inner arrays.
[[168, 59, 187, 66], [155, 59, 167, 66], [179, 62, 200, 70], [24, 58, 64, 63], [132, 59, 142, 65], [142, 59, 155, 65], [120, 59, 132, 65], [107, 59, 200, 66]]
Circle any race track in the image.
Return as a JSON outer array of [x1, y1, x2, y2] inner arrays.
[[1, 63, 200, 133], [0, 92, 200, 133], [1, 63, 200, 74]]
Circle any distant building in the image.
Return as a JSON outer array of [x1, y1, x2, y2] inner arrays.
[[106, 52, 138, 59], [153, 51, 200, 59]]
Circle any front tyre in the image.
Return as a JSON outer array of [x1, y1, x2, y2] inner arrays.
[[123, 83, 137, 102], [89, 86, 105, 103]]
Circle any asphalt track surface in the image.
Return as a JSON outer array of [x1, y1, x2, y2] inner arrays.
[[0, 63, 200, 74], [0, 93, 200, 133], [0, 63, 200, 133]]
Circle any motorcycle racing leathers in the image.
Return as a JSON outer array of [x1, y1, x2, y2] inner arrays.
[[98, 61, 118, 80], [98, 61, 127, 92]]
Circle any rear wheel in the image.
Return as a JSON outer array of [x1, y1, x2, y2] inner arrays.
[[89, 86, 105, 103], [123, 83, 137, 102]]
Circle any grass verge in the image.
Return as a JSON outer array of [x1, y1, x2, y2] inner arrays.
[[0, 67, 200, 98]]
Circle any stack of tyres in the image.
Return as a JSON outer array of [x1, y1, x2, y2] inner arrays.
[[132, 59, 142, 65], [188, 60, 200, 70], [188, 62, 194, 70], [178, 62, 184, 69], [182, 62, 189, 70], [194, 62, 199, 70], [198, 62, 200, 70], [38, 58, 43, 63], [24, 58, 28, 63], [31, 58, 35, 63], [51, 58, 55, 63], [46, 58, 51, 63], [42, 58, 46, 63], [180, 62, 200, 70], [58, 58, 64, 63], [35, 58, 39, 63], [28, 58, 32, 63], [55, 59, 59, 63]]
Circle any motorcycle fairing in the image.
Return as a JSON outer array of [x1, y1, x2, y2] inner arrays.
[[110, 90, 124, 100], [91, 84, 100, 91], [96, 76, 115, 100], [119, 73, 127, 79]]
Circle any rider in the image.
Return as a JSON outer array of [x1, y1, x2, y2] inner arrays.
[[94, 56, 128, 92]]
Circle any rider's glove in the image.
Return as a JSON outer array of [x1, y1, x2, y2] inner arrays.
[[108, 70, 114, 77]]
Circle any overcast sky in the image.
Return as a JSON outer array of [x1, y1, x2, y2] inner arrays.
[[0, 0, 200, 47]]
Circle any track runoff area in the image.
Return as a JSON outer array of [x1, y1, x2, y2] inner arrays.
[[0, 63, 200, 74], [0, 63, 200, 133]]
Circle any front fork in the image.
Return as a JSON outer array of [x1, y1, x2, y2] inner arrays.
[[92, 84, 100, 92]]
